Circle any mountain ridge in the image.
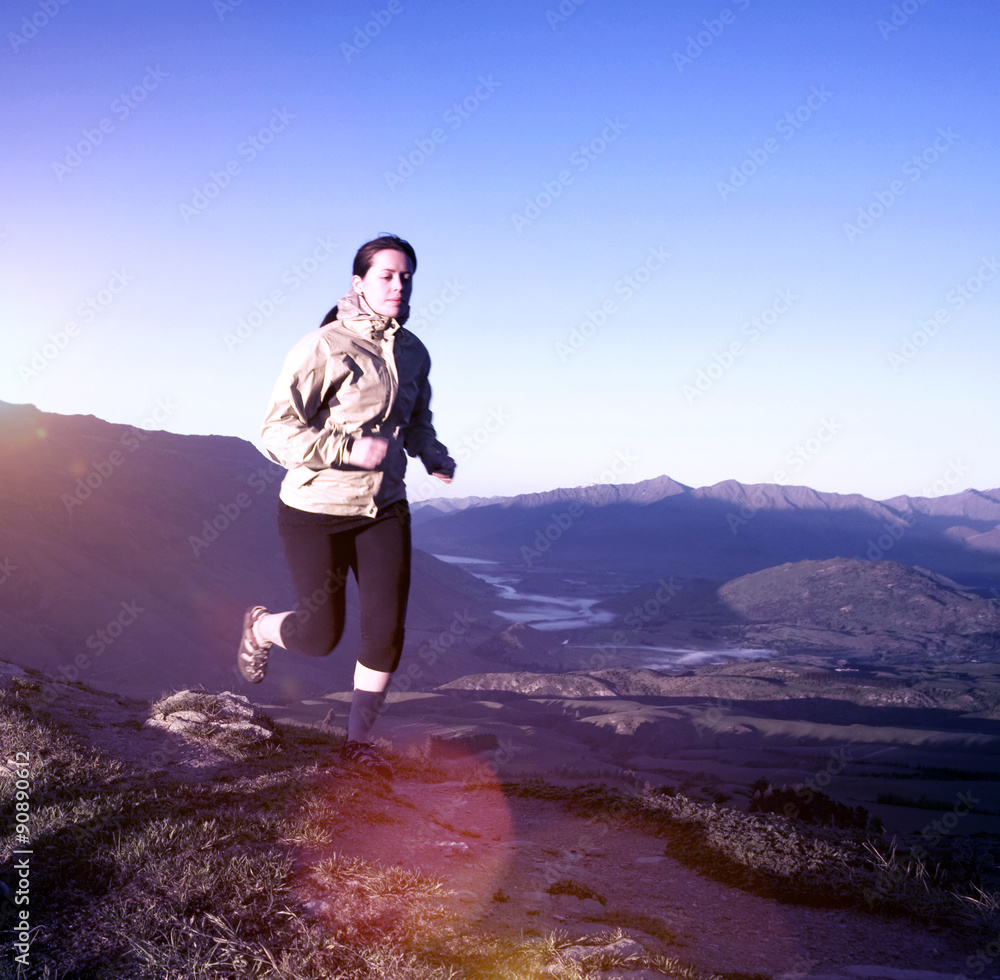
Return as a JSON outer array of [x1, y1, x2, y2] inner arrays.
[[3, 399, 999, 697]]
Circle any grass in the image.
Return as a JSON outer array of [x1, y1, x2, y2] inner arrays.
[[509, 778, 1000, 932], [600, 909, 681, 944], [6, 667, 999, 977], [2, 675, 726, 980]]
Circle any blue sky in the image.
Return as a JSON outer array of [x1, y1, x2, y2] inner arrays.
[[3, 0, 998, 503]]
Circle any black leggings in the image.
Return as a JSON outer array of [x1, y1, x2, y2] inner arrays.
[[276, 500, 411, 673]]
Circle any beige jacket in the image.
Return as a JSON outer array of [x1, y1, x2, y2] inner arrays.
[[261, 290, 448, 516]]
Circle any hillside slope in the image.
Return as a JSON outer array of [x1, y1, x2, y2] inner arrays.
[[0, 659, 981, 979], [718, 558, 1000, 635], [0, 401, 501, 698]]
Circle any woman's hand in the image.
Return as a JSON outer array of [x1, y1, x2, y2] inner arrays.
[[431, 454, 456, 483], [348, 436, 389, 469]]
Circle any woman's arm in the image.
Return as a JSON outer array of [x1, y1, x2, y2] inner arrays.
[[403, 372, 454, 480], [260, 331, 355, 470]]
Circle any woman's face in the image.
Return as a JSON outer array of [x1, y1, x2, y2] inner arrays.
[[352, 249, 414, 319]]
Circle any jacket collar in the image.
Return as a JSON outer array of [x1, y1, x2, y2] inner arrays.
[[335, 289, 406, 342]]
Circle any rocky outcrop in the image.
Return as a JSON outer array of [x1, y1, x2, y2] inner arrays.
[[144, 689, 275, 755]]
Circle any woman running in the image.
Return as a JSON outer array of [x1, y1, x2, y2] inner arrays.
[[237, 234, 455, 778]]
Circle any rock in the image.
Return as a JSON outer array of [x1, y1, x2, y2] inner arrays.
[[167, 710, 210, 728], [142, 717, 173, 732], [223, 721, 272, 742], [140, 692, 274, 760], [210, 692, 256, 722], [560, 937, 646, 963], [151, 690, 255, 724]]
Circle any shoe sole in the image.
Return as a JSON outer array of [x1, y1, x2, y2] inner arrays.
[[237, 605, 269, 683]]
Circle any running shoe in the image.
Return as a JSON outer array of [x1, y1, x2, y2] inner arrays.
[[341, 740, 393, 780], [237, 605, 271, 683]]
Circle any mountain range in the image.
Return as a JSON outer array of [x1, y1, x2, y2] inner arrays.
[[1, 398, 998, 699], [412, 474, 1000, 591]]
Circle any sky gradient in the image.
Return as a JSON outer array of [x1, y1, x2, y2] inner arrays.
[[3, 0, 998, 504]]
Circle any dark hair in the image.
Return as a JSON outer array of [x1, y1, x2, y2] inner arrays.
[[320, 235, 418, 326], [352, 234, 417, 278]]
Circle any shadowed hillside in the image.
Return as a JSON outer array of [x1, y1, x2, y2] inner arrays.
[[0, 401, 502, 698], [718, 558, 1000, 634], [590, 558, 1000, 661]]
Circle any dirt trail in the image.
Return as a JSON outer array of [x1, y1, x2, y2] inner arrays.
[[4, 666, 975, 979], [289, 772, 973, 978]]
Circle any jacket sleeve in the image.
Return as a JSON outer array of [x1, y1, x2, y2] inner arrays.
[[403, 368, 449, 473], [261, 332, 354, 470]]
